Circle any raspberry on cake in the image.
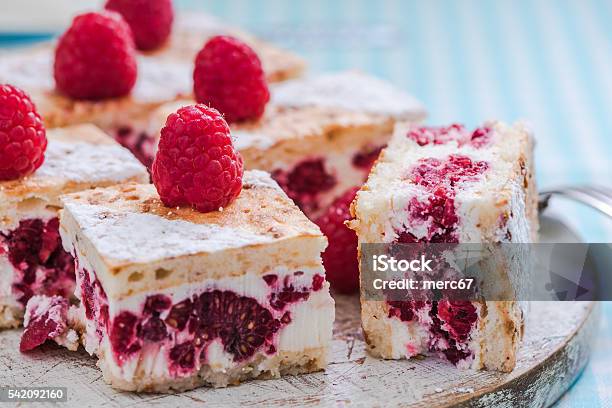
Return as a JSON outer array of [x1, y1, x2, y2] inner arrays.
[[0, 124, 149, 329], [152, 104, 244, 213], [349, 121, 538, 372], [194, 36, 270, 123], [0, 84, 47, 180], [51, 170, 334, 391], [105, 0, 174, 51], [54, 11, 138, 100], [0, 12, 305, 158], [147, 71, 427, 218]]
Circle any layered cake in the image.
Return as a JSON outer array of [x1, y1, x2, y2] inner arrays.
[[0, 12, 304, 137], [349, 122, 537, 371], [27, 171, 334, 391], [146, 72, 427, 218], [0, 124, 149, 329]]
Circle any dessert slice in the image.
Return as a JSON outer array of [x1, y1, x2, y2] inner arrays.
[[349, 122, 537, 372], [147, 71, 427, 217], [0, 124, 149, 329], [0, 12, 304, 138], [55, 170, 334, 391]]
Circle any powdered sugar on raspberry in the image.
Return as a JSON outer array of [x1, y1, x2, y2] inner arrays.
[[271, 71, 426, 119], [34, 140, 147, 183]]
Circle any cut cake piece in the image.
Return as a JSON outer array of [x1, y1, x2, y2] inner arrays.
[[52, 170, 334, 392], [0, 124, 149, 329], [0, 12, 304, 137], [146, 71, 427, 218], [349, 121, 538, 372]]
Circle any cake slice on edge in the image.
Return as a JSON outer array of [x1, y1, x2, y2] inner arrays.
[[0, 124, 149, 329], [349, 121, 538, 372], [146, 71, 427, 218], [32, 170, 333, 392]]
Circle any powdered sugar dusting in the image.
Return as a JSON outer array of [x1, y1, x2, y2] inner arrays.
[[271, 71, 426, 119], [0, 49, 53, 90], [65, 203, 278, 264], [232, 130, 276, 150], [243, 170, 283, 190], [133, 57, 192, 102], [0, 48, 190, 103], [35, 140, 147, 183]]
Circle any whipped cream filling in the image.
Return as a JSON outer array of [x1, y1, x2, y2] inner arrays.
[[0, 256, 18, 309], [72, 256, 333, 383], [384, 302, 483, 369]]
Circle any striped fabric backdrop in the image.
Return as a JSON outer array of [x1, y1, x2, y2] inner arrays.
[[176, 1, 612, 406]]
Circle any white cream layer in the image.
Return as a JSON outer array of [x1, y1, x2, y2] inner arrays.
[[73, 260, 333, 383]]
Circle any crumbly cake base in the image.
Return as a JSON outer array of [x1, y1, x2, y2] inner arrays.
[[360, 300, 523, 372], [99, 347, 327, 392], [0, 304, 22, 329]]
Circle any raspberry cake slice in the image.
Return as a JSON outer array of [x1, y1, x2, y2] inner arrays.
[[349, 122, 537, 372], [0, 124, 149, 329], [53, 170, 334, 391], [147, 71, 427, 218], [0, 12, 304, 152]]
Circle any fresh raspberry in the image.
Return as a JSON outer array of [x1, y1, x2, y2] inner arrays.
[[105, 0, 174, 51], [193, 35, 270, 123], [151, 105, 244, 213], [54, 11, 137, 100], [315, 187, 360, 294], [0, 85, 47, 181]]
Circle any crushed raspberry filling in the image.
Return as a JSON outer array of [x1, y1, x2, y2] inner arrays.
[[114, 126, 155, 168], [0, 218, 75, 305], [387, 300, 478, 365], [20, 295, 69, 352], [81, 271, 325, 373], [401, 155, 489, 243], [386, 155, 487, 365], [352, 145, 385, 170], [407, 124, 492, 148], [272, 158, 336, 216]]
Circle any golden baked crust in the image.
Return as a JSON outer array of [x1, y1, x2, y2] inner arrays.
[[98, 346, 327, 392], [59, 171, 327, 299]]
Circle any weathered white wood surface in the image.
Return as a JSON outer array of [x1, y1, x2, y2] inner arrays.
[[0, 299, 598, 408]]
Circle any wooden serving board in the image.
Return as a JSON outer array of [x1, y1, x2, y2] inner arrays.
[[0, 297, 598, 408]]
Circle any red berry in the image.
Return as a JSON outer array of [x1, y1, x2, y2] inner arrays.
[[54, 11, 137, 100], [105, 0, 174, 51], [315, 187, 360, 294], [0, 84, 47, 181], [151, 105, 244, 213], [20, 296, 69, 352], [193, 35, 270, 123]]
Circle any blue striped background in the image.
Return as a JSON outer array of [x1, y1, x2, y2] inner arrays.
[[2, 0, 611, 405]]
